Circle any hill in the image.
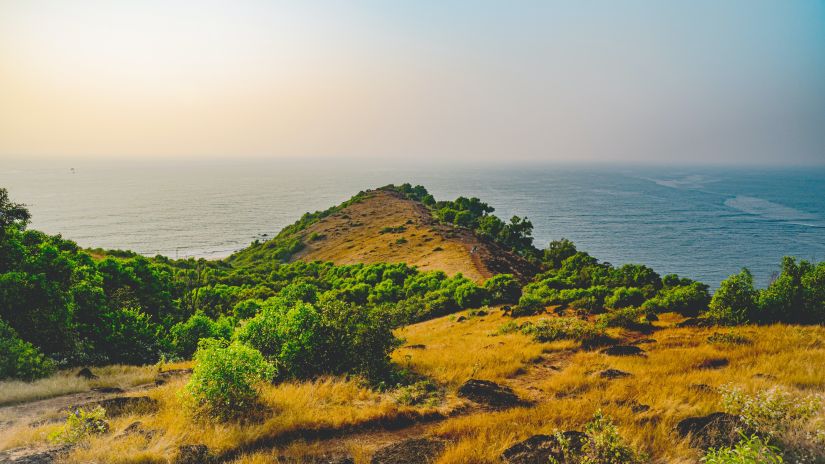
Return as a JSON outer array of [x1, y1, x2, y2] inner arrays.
[[230, 188, 539, 282]]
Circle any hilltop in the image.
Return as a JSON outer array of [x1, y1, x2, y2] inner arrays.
[[229, 187, 539, 282]]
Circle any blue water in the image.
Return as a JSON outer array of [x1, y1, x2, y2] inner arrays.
[[2, 160, 824, 287]]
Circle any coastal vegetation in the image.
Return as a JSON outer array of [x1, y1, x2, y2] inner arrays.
[[1, 185, 824, 463]]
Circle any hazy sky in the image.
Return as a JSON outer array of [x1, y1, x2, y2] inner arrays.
[[1, 1, 824, 165]]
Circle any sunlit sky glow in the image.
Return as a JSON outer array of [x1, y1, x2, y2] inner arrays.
[[1, 0, 824, 165]]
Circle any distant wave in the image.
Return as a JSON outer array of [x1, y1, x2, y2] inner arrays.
[[646, 174, 715, 190], [724, 195, 824, 227]]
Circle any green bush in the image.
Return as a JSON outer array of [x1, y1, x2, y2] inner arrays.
[[49, 406, 109, 444], [101, 307, 160, 365], [706, 269, 757, 325], [483, 274, 521, 305], [232, 298, 262, 319], [236, 299, 400, 382], [169, 312, 233, 359], [524, 317, 606, 346], [0, 319, 55, 381], [597, 306, 649, 329], [701, 434, 784, 464], [551, 411, 647, 463], [642, 281, 710, 316], [605, 287, 645, 309], [185, 339, 275, 421]]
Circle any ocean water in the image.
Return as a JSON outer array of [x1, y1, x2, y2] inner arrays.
[[2, 160, 824, 288]]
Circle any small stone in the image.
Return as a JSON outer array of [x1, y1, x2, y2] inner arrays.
[[696, 358, 729, 370], [599, 369, 632, 379], [601, 345, 645, 356]]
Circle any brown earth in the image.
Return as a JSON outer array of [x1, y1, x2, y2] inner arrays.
[[289, 190, 538, 283]]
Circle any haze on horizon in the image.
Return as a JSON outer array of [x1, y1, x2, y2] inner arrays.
[[1, 1, 824, 166]]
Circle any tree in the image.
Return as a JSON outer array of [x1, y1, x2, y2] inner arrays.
[[544, 238, 577, 269], [707, 268, 757, 325], [0, 188, 30, 232]]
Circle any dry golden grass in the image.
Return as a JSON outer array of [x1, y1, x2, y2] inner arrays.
[[61, 375, 454, 464], [0, 364, 159, 407], [3, 309, 823, 463]]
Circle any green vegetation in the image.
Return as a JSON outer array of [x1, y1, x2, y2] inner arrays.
[[550, 411, 647, 464], [701, 434, 784, 464], [185, 339, 276, 421], [0, 319, 55, 380], [49, 406, 109, 444]]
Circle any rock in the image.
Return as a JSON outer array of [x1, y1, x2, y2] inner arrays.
[[405, 344, 426, 349], [0, 445, 72, 464], [677, 318, 705, 328], [276, 456, 354, 464], [631, 338, 656, 345], [599, 369, 631, 379], [457, 379, 521, 408], [175, 444, 213, 464], [69, 396, 158, 417], [645, 313, 659, 322], [689, 383, 716, 393], [676, 412, 748, 449], [601, 345, 645, 356], [631, 403, 651, 414], [76, 368, 98, 380], [370, 438, 445, 464], [501, 432, 587, 464], [696, 358, 729, 370], [90, 387, 124, 394], [455, 316, 467, 322], [115, 421, 158, 441]]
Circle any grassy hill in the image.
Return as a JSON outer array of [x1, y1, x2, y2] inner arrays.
[[228, 187, 539, 283]]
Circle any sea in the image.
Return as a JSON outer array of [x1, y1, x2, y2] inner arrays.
[[2, 159, 824, 288]]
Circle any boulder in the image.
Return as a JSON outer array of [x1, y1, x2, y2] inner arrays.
[[601, 345, 645, 356], [676, 412, 748, 449], [90, 387, 124, 394], [501, 432, 587, 464], [115, 421, 158, 441], [0, 445, 72, 464], [370, 438, 445, 464], [599, 369, 631, 379], [457, 379, 521, 408]]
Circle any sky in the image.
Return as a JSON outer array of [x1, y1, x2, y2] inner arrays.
[[1, 0, 824, 165]]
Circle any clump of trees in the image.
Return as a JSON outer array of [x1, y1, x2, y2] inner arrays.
[[515, 239, 710, 319], [706, 257, 825, 325]]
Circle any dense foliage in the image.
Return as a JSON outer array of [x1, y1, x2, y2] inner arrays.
[[707, 257, 825, 325], [185, 339, 276, 421]]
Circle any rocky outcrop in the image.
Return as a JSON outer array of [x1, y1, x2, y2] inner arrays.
[[501, 432, 587, 464], [370, 438, 445, 464], [457, 379, 521, 408]]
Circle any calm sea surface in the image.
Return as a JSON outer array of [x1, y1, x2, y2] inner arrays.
[[2, 160, 824, 287]]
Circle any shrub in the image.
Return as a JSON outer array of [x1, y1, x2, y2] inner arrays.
[[707, 331, 751, 346], [552, 411, 647, 464], [598, 306, 649, 329], [484, 274, 521, 305], [395, 379, 443, 406], [169, 312, 233, 359], [706, 269, 758, 325], [0, 319, 55, 381], [701, 434, 784, 464], [514, 293, 546, 316], [605, 287, 645, 309], [525, 317, 607, 346], [49, 406, 109, 444], [720, 384, 825, 461], [236, 299, 400, 382], [185, 339, 275, 421], [642, 282, 710, 315]]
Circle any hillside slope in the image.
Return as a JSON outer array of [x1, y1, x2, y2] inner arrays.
[[286, 189, 537, 282]]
